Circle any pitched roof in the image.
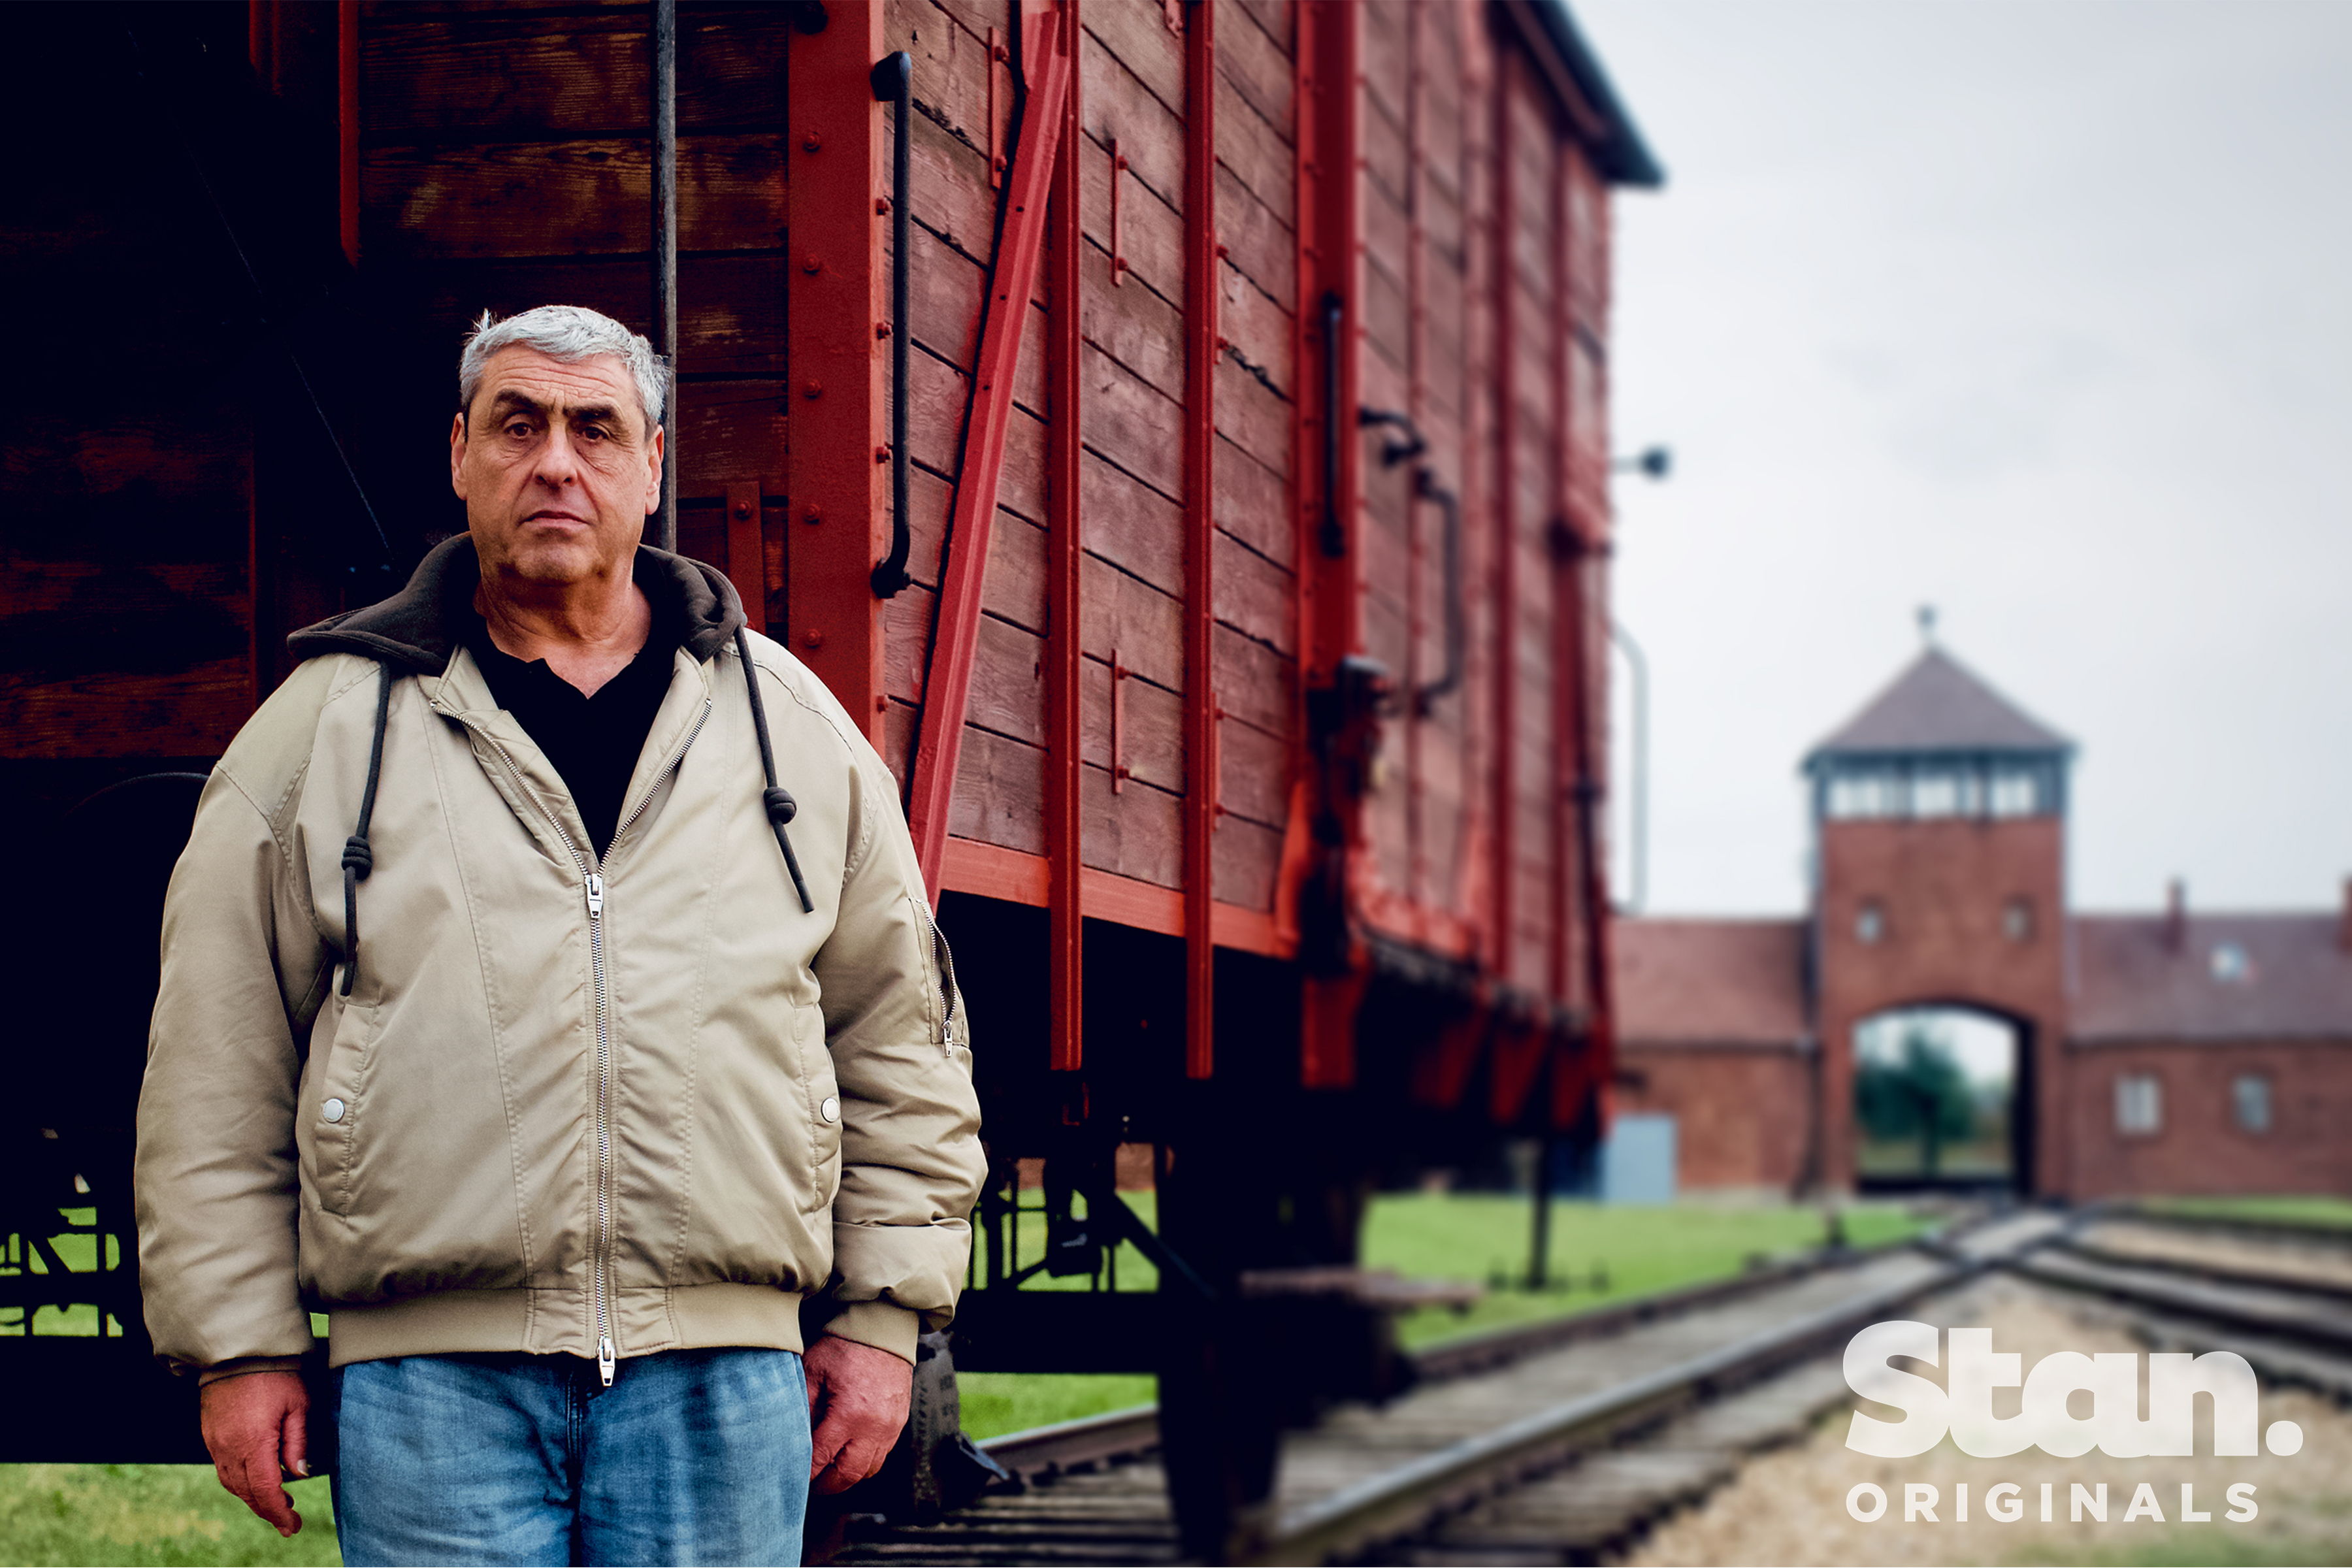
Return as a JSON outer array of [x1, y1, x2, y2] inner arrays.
[[1807, 647, 2072, 764], [2071, 913, 2352, 1043], [1614, 919, 1809, 1049]]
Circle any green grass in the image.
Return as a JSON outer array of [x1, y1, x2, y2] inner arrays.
[[0, 1467, 336, 1567], [2004, 1529, 2352, 1566], [1365, 1194, 1927, 1347], [961, 1194, 1931, 1430], [2140, 1194, 2352, 1232]]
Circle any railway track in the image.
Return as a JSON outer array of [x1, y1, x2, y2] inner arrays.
[[826, 1210, 2060, 1565]]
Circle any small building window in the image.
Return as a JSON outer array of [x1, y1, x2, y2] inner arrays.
[[1989, 770, 2040, 818], [2003, 897, 2034, 943], [2232, 1074, 2272, 1134], [2211, 942, 2251, 983], [2115, 1073, 2163, 1136], [1856, 902, 1886, 945], [1913, 772, 1960, 818]]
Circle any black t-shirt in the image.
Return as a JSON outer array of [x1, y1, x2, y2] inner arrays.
[[466, 595, 681, 861]]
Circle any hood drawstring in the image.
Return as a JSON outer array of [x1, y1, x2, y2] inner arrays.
[[338, 638, 808, 985], [737, 629, 815, 914], [340, 662, 395, 997]]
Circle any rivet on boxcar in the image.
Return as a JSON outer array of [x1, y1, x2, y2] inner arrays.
[[874, 196, 891, 215], [802, 381, 823, 399], [803, 629, 825, 650], [875, 320, 892, 339], [802, 506, 822, 526], [802, 255, 822, 274], [802, 131, 823, 153], [732, 499, 755, 520]]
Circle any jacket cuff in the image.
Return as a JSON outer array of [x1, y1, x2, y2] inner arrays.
[[816, 1300, 920, 1364], [196, 1355, 308, 1388]]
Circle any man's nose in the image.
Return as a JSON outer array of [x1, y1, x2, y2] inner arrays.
[[532, 424, 583, 487]]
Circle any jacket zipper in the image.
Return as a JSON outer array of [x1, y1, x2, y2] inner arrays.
[[472, 698, 711, 1386]]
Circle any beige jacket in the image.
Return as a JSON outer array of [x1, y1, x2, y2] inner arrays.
[[135, 538, 983, 1375]]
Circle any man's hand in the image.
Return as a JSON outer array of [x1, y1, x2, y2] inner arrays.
[[198, 1370, 309, 1537], [804, 1333, 913, 1495]]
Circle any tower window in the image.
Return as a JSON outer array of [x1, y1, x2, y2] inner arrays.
[[2210, 942, 2251, 983], [2115, 1073, 2163, 1136], [1913, 772, 1960, 817], [1856, 902, 1886, 945], [1989, 770, 2040, 817], [2003, 897, 2034, 942], [2232, 1073, 2272, 1134]]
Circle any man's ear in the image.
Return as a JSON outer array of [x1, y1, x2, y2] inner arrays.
[[449, 412, 470, 500], [644, 425, 665, 516]]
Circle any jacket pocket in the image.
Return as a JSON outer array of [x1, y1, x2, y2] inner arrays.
[[911, 894, 967, 1053], [797, 1002, 843, 1214], [302, 994, 377, 1218]]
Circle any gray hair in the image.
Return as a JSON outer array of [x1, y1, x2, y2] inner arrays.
[[457, 305, 669, 433]]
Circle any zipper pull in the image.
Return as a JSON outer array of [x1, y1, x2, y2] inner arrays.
[[598, 1335, 617, 1386], [585, 871, 605, 919]]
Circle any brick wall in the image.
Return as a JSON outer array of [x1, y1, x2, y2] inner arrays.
[[1616, 1044, 1814, 1194], [2065, 1039, 2352, 1198], [1816, 815, 2070, 1196]]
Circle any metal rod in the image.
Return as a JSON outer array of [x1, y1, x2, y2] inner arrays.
[[869, 50, 914, 596], [1181, 0, 1217, 1079], [1045, 5, 1083, 1073], [651, 0, 678, 551], [1526, 1136, 1555, 1290], [1610, 619, 1648, 914]]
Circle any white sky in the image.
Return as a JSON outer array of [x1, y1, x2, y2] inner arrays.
[[1575, 1, 2352, 917]]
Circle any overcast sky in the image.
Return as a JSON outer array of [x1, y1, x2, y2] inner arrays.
[[1574, 0, 2352, 918]]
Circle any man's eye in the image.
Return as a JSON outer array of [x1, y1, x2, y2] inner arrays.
[[579, 426, 608, 442], [504, 422, 534, 438]]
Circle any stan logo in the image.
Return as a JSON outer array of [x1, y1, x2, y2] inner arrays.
[[1842, 1320, 2304, 1458]]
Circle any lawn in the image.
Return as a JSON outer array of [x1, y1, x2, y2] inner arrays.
[[2140, 1194, 2352, 1232], [953, 1192, 1930, 1434], [1, 1194, 1929, 1563]]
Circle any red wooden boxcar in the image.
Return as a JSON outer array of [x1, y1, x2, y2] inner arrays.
[[1, 0, 1655, 1542]]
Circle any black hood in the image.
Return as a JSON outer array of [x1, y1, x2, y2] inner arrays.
[[286, 534, 747, 674]]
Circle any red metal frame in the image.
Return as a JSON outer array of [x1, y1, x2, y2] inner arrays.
[[1548, 116, 1574, 1009], [786, 0, 890, 745], [1489, 57, 1519, 990], [1298, 0, 1368, 1091], [1181, 0, 1218, 1080], [904, 8, 1073, 899], [1045, 0, 1084, 1075]]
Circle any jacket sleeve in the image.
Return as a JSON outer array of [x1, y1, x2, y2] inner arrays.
[[809, 739, 987, 1364], [135, 761, 325, 1373]]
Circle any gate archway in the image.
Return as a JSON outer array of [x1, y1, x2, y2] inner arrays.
[[1850, 1002, 2033, 1194]]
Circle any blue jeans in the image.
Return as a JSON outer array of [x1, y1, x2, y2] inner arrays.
[[331, 1348, 810, 1567]]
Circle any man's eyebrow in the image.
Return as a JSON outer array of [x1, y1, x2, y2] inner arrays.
[[568, 402, 627, 431], [486, 389, 547, 421]]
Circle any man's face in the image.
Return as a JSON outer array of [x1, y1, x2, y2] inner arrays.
[[450, 346, 663, 586]]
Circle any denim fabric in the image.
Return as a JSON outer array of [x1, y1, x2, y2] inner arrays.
[[331, 1348, 809, 1567]]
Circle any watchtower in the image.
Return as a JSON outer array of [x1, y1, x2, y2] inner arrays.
[[1804, 642, 2075, 1195]]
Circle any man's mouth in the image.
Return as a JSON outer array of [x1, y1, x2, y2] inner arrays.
[[523, 510, 590, 526]]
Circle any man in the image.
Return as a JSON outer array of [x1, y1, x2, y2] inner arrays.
[[136, 304, 985, 1565]]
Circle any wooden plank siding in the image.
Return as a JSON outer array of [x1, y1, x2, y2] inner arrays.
[[6, 0, 1622, 1009], [884, 0, 1300, 926]]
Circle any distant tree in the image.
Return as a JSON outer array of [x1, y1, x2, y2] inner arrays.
[[1855, 1027, 1976, 1175]]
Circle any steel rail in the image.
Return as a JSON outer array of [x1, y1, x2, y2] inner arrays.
[[2012, 1248, 2352, 1354], [962, 1232, 1948, 1492], [2059, 1235, 2352, 1307], [1250, 1250, 1989, 1567]]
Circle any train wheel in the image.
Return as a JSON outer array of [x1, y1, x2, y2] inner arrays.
[[1158, 1310, 1281, 1563]]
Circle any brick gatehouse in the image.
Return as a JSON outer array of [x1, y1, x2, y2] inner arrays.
[[1611, 643, 2352, 1200]]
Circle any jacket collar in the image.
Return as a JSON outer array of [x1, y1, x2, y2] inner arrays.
[[286, 532, 746, 674]]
